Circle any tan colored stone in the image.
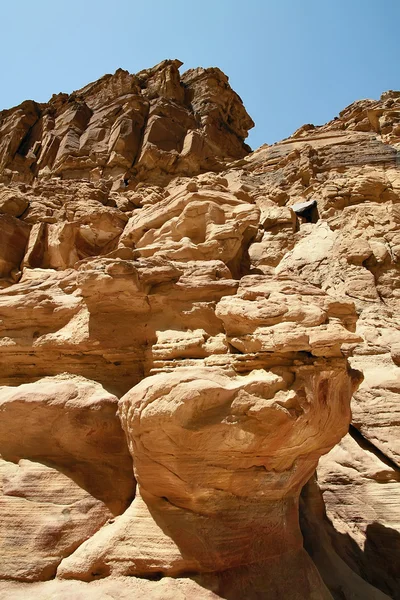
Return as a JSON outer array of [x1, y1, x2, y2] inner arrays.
[[0, 62, 399, 598], [117, 359, 359, 596], [0, 214, 30, 279], [316, 433, 400, 598], [0, 61, 253, 185], [300, 475, 392, 600], [0, 375, 135, 515], [0, 577, 221, 600], [57, 492, 200, 580], [0, 185, 29, 217], [0, 457, 113, 581]]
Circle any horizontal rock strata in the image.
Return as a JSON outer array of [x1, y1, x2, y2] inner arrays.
[[0, 61, 399, 599]]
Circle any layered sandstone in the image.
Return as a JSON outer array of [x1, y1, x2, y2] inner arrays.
[[0, 60, 252, 186], [0, 62, 399, 599]]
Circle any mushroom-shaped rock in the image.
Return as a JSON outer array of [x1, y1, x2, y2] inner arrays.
[[118, 360, 361, 598]]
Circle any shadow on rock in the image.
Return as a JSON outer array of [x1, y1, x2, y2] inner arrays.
[[301, 477, 399, 600]]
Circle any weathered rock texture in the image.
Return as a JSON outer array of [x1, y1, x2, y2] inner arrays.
[[0, 61, 399, 599], [0, 59, 252, 186]]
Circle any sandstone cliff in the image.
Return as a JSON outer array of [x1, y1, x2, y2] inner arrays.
[[0, 61, 399, 600]]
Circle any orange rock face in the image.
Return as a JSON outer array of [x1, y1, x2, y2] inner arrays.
[[0, 62, 399, 599], [0, 60, 253, 186]]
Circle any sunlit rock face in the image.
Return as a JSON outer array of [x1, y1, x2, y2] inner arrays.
[[0, 60, 253, 185], [0, 61, 399, 599], [117, 363, 359, 598], [0, 375, 135, 582]]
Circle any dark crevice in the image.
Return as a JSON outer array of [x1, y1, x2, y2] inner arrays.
[[349, 424, 400, 472], [15, 108, 42, 158], [128, 101, 151, 172], [131, 571, 164, 581]]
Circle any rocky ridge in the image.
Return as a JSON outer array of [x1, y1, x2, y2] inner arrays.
[[0, 61, 399, 599]]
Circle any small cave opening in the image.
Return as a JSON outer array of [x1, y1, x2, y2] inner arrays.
[[292, 199, 320, 224]]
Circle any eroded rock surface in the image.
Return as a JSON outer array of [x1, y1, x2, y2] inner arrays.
[[0, 62, 399, 599], [0, 60, 253, 186], [0, 375, 135, 581]]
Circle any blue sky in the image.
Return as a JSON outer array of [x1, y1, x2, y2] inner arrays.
[[1, 0, 399, 149]]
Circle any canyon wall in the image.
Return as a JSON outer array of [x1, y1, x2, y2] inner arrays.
[[0, 61, 399, 599]]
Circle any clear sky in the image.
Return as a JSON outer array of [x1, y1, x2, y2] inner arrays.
[[1, 0, 399, 149]]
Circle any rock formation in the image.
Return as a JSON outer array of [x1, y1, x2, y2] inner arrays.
[[0, 61, 399, 599]]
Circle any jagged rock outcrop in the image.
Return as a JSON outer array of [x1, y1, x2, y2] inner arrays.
[[0, 61, 399, 599], [0, 60, 253, 186]]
